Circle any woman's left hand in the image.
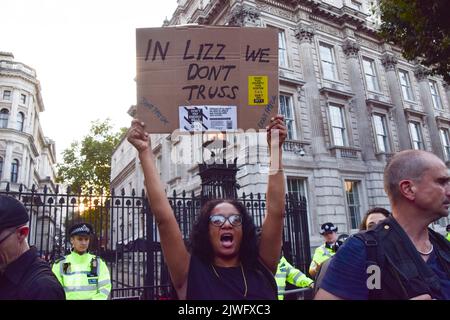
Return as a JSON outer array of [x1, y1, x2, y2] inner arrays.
[[266, 115, 287, 149]]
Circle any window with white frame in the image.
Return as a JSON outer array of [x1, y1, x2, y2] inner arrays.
[[429, 80, 443, 110], [408, 122, 424, 150], [11, 159, 19, 183], [345, 180, 362, 229], [287, 177, 310, 235], [373, 114, 389, 152], [0, 109, 9, 128], [280, 95, 296, 140], [398, 69, 414, 101], [16, 112, 24, 131], [439, 128, 450, 161], [278, 29, 288, 67], [350, 0, 362, 10], [363, 57, 380, 92], [329, 104, 347, 146], [20, 94, 26, 105], [319, 43, 338, 80], [2, 90, 11, 101]]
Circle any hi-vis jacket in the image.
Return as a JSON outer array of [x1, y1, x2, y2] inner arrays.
[[308, 244, 335, 276], [52, 251, 111, 300], [276, 256, 314, 300]]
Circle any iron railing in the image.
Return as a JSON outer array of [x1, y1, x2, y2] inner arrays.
[[0, 183, 311, 300]]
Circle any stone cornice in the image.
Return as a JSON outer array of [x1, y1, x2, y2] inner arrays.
[[193, 0, 228, 25], [404, 107, 427, 120], [342, 39, 360, 59], [436, 115, 450, 127], [319, 86, 354, 100], [227, 4, 261, 26], [413, 65, 430, 81], [381, 53, 398, 71], [295, 23, 315, 43]]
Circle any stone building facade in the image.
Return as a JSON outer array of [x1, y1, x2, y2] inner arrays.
[[111, 0, 450, 248], [0, 51, 59, 250]]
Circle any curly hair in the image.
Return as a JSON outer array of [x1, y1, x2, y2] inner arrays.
[[359, 207, 391, 231], [189, 199, 258, 269]]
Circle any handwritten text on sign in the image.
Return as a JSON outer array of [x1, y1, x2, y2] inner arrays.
[[144, 39, 271, 103], [136, 27, 278, 133]]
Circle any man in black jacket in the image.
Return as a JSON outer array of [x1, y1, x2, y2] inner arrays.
[[315, 150, 450, 300], [0, 195, 65, 300]]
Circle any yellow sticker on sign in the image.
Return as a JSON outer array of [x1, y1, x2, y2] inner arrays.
[[248, 76, 268, 106]]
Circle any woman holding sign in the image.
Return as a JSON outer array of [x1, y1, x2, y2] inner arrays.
[[127, 115, 286, 300]]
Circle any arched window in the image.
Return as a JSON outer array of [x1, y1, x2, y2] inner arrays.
[[16, 112, 24, 131], [0, 109, 9, 128], [11, 159, 19, 183]]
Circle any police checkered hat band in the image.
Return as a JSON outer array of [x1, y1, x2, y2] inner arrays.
[[320, 222, 337, 235], [70, 224, 91, 236]]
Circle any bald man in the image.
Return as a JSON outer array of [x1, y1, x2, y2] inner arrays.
[[315, 150, 450, 300]]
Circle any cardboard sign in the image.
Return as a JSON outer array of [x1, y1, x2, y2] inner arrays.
[[136, 26, 278, 133]]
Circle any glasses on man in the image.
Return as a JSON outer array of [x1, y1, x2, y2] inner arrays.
[[0, 229, 17, 246], [209, 214, 243, 227]]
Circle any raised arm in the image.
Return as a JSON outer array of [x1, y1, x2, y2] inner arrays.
[[127, 119, 190, 299], [259, 115, 287, 274]]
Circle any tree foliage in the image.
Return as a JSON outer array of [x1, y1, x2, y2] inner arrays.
[[377, 0, 450, 82], [57, 119, 126, 195]]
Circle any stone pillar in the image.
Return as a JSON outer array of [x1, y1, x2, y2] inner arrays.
[[295, 23, 328, 156], [20, 146, 27, 184], [8, 89, 18, 130], [342, 38, 376, 161], [414, 65, 445, 159], [2, 142, 13, 182], [381, 52, 411, 150]]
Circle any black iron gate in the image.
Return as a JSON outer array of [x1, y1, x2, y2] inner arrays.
[[0, 184, 310, 300]]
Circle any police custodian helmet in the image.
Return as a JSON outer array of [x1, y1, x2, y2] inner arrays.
[[320, 222, 338, 235], [69, 223, 93, 237]]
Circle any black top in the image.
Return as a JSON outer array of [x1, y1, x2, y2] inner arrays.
[[0, 247, 65, 300], [186, 254, 276, 300]]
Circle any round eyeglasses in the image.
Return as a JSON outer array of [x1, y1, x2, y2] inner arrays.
[[209, 214, 242, 227]]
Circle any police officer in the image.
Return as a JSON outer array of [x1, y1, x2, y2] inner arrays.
[[52, 223, 111, 300], [276, 256, 313, 300], [446, 224, 450, 242], [308, 222, 338, 278]]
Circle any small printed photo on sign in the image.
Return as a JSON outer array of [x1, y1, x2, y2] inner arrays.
[[179, 106, 237, 132], [248, 75, 268, 105]]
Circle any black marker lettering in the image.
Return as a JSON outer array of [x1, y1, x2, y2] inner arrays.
[[145, 39, 152, 61], [208, 86, 219, 99], [182, 85, 197, 100], [152, 41, 170, 61], [187, 63, 199, 81], [203, 43, 214, 60], [245, 45, 262, 62], [216, 44, 226, 60], [183, 40, 195, 60], [259, 48, 270, 63], [197, 85, 206, 99], [197, 44, 204, 60], [221, 65, 236, 81], [228, 86, 239, 99]]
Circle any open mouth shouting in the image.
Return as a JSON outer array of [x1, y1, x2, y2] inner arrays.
[[220, 233, 234, 249]]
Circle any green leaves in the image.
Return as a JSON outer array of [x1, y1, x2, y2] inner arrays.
[[56, 119, 126, 195], [378, 0, 450, 82]]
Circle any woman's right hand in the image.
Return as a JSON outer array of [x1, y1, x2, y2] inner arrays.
[[127, 119, 151, 153]]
